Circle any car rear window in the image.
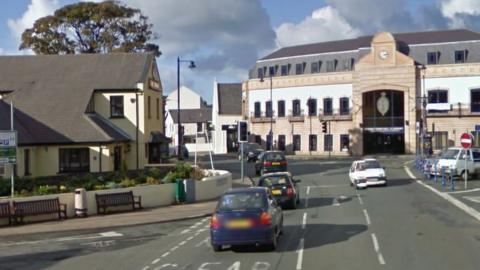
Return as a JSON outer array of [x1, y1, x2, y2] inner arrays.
[[259, 175, 291, 187], [264, 152, 285, 161], [363, 160, 381, 169], [217, 192, 266, 211]]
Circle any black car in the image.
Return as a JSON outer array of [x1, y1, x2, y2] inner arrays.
[[257, 172, 301, 209], [255, 151, 287, 176], [238, 143, 264, 162]]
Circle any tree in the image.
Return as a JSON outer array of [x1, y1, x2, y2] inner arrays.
[[20, 1, 160, 56]]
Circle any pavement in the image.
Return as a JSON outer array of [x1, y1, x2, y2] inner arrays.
[[1, 155, 480, 270]]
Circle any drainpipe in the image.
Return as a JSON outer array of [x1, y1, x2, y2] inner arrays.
[[99, 144, 102, 173], [136, 92, 139, 171]]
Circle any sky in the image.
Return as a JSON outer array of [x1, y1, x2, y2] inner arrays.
[[1, 0, 479, 103]]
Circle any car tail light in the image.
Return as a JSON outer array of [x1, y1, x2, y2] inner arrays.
[[280, 161, 287, 166], [259, 212, 271, 226], [264, 161, 272, 166], [287, 187, 294, 197], [210, 214, 221, 229]]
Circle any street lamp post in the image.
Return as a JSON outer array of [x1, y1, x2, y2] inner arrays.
[[417, 64, 427, 158], [177, 57, 196, 160]]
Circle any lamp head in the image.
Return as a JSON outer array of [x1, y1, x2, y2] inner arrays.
[[188, 61, 196, 69]]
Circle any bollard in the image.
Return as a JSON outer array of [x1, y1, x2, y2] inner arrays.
[[451, 175, 455, 192], [434, 163, 438, 183], [441, 167, 446, 186]]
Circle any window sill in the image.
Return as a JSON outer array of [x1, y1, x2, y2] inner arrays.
[[110, 115, 125, 119]]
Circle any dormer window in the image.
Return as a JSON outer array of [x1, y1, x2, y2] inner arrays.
[[110, 96, 124, 118], [427, 52, 439, 65], [311, 61, 321, 73], [326, 60, 336, 72], [280, 65, 288, 76], [295, 62, 306, 75]]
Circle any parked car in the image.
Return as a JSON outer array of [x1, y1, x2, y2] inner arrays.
[[255, 151, 287, 176], [436, 147, 480, 179], [210, 187, 283, 251], [257, 172, 301, 209], [349, 159, 387, 189], [238, 143, 264, 162]]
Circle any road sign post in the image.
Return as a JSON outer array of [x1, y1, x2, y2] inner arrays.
[[238, 121, 248, 183], [460, 133, 473, 190]]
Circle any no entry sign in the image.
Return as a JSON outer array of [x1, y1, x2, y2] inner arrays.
[[460, 133, 473, 149]]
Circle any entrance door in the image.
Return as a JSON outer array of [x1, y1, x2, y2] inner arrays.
[[226, 129, 238, 153], [114, 146, 122, 171], [362, 90, 405, 154]]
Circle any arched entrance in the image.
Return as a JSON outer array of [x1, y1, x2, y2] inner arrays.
[[363, 90, 405, 154]]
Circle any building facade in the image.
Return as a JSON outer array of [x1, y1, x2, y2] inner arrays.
[[0, 53, 167, 178], [243, 29, 480, 155], [212, 81, 243, 154]]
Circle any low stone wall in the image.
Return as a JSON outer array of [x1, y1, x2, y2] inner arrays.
[[195, 170, 232, 201]]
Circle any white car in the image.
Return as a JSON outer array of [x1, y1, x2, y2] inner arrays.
[[349, 159, 387, 189]]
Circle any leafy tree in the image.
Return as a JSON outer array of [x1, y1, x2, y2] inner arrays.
[[20, 1, 160, 56]]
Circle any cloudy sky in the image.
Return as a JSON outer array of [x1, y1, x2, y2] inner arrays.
[[1, 0, 480, 102]]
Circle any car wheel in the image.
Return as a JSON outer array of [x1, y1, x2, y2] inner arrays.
[[212, 244, 222, 252], [269, 229, 278, 251], [349, 181, 353, 187], [289, 199, 297, 209], [461, 170, 469, 181], [255, 169, 260, 176]]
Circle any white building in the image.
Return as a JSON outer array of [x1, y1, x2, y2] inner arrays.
[[165, 86, 212, 154], [211, 81, 243, 154]]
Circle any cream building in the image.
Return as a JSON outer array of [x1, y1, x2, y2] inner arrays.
[[0, 53, 168, 178], [244, 29, 480, 156]]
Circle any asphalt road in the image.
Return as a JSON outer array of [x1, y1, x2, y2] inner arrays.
[[1, 156, 479, 270]]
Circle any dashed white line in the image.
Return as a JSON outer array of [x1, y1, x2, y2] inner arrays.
[[449, 188, 480, 194], [363, 209, 371, 225], [404, 166, 480, 223], [301, 212, 307, 229], [296, 238, 304, 270], [187, 236, 194, 241], [356, 193, 364, 205], [161, 252, 170, 258], [179, 241, 187, 246], [142, 266, 150, 270], [170, 246, 179, 251], [306, 186, 310, 195], [180, 229, 190, 234], [371, 233, 386, 265], [151, 258, 160, 264]]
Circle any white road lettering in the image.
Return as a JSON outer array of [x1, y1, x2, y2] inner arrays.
[[226, 261, 240, 270], [252, 262, 270, 270], [198, 262, 221, 270]]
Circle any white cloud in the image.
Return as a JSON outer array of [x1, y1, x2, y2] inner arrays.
[[440, 0, 480, 28], [275, 6, 361, 47], [7, 0, 59, 43]]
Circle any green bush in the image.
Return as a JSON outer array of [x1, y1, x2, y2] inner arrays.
[[162, 163, 197, 183], [135, 174, 148, 184], [146, 168, 163, 179], [146, 177, 159, 185], [0, 178, 11, 196], [35, 185, 57, 196], [119, 178, 136, 188], [105, 181, 120, 189]]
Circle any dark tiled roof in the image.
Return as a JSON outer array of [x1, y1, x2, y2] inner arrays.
[[87, 113, 131, 143], [261, 29, 480, 60], [217, 83, 242, 115], [0, 53, 153, 145], [169, 108, 212, 123]]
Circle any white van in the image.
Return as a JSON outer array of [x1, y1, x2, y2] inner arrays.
[[436, 147, 480, 179]]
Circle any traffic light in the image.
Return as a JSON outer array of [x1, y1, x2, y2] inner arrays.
[[238, 121, 248, 142], [321, 121, 328, 133]]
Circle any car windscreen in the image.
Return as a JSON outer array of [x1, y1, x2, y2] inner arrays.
[[264, 152, 285, 161], [363, 160, 381, 169], [258, 175, 291, 187], [441, 149, 459, 159], [217, 192, 266, 211]]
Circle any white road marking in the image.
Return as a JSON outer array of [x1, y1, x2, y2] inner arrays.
[[180, 229, 190, 234], [463, 196, 480, 203], [363, 209, 371, 225], [332, 198, 340, 206], [161, 252, 170, 258], [301, 212, 307, 229], [252, 262, 270, 270], [1, 231, 124, 247], [296, 238, 304, 270], [142, 266, 150, 270], [371, 233, 386, 265], [195, 237, 210, 247], [356, 194, 364, 205], [199, 262, 221, 269], [187, 236, 194, 241], [404, 166, 480, 223], [308, 184, 349, 188], [449, 188, 480, 194], [170, 246, 179, 251], [153, 263, 178, 270], [306, 186, 310, 195], [151, 258, 161, 264], [179, 241, 187, 246]]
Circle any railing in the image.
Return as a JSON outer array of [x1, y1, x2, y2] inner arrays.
[[426, 102, 480, 117], [250, 111, 276, 123], [288, 109, 305, 122], [318, 108, 353, 121]]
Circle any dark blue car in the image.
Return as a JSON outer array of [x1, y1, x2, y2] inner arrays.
[[210, 187, 283, 252]]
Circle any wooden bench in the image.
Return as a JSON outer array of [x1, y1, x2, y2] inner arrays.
[[13, 198, 67, 224], [0, 201, 12, 226], [95, 191, 142, 215]]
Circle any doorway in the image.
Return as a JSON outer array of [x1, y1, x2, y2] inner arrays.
[[114, 146, 122, 171]]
